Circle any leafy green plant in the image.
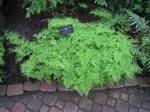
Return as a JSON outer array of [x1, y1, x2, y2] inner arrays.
[[7, 18, 139, 95], [126, 10, 150, 73], [90, 8, 127, 28]]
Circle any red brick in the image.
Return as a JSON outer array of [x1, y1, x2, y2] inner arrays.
[[0, 85, 7, 96], [40, 81, 57, 92], [24, 81, 40, 91], [7, 83, 23, 96], [11, 102, 26, 112]]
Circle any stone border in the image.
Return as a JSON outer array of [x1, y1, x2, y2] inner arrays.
[[0, 76, 149, 96]]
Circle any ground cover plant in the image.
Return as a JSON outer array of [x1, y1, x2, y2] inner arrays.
[[6, 18, 139, 95]]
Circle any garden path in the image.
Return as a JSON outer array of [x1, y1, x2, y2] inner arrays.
[[0, 87, 150, 112]]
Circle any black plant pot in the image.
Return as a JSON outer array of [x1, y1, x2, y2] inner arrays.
[[59, 25, 73, 36]]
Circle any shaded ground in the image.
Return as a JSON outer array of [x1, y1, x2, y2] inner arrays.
[[1, 0, 99, 84], [0, 87, 150, 112]]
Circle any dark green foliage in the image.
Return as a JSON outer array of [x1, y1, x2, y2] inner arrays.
[[0, 38, 5, 82], [7, 18, 139, 95], [126, 11, 150, 73], [90, 8, 127, 29]]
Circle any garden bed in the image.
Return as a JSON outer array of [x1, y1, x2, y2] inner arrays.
[[0, 0, 150, 96]]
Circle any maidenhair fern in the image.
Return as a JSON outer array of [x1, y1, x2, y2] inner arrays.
[[7, 18, 139, 95]]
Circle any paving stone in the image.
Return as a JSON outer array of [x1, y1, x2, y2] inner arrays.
[[43, 94, 57, 106], [20, 94, 32, 105], [0, 97, 8, 106], [40, 81, 57, 92], [124, 78, 139, 87], [11, 102, 26, 112], [39, 104, 49, 112], [55, 100, 65, 109], [78, 109, 85, 112], [142, 100, 150, 111], [71, 93, 81, 104], [27, 97, 42, 112], [107, 98, 116, 107], [109, 81, 125, 89], [25, 109, 32, 112], [24, 81, 40, 91], [79, 98, 93, 111], [4, 100, 16, 109], [139, 108, 149, 112], [63, 102, 78, 112], [138, 77, 150, 87], [37, 92, 45, 99], [49, 107, 62, 112], [7, 83, 23, 96], [58, 92, 73, 101], [0, 107, 9, 112], [92, 103, 102, 112], [108, 90, 120, 99], [0, 85, 7, 96], [129, 94, 142, 108], [129, 106, 138, 112], [116, 100, 129, 112], [102, 106, 116, 112], [120, 92, 128, 101], [94, 93, 108, 105]]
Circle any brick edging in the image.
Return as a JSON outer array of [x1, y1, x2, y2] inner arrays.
[[0, 76, 149, 96]]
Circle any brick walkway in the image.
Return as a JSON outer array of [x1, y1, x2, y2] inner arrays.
[[0, 87, 150, 112]]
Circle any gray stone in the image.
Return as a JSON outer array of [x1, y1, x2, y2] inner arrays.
[[40, 104, 49, 112], [139, 108, 149, 112], [129, 106, 138, 112], [56, 100, 65, 109], [120, 92, 128, 101], [107, 98, 116, 107], [129, 94, 142, 108], [94, 93, 108, 105], [63, 102, 78, 112], [27, 97, 42, 112], [79, 98, 93, 111], [49, 107, 62, 112], [43, 94, 57, 106], [24, 81, 40, 91], [92, 103, 102, 112], [40, 81, 57, 92], [116, 100, 129, 112], [124, 78, 139, 87], [0, 85, 7, 96], [102, 106, 116, 112], [0, 107, 9, 112], [142, 100, 150, 111], [11, 102, 26, 112], [7, 83, 23, 96]]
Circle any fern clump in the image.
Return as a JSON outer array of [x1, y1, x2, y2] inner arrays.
[[7, 18, 139, 95]]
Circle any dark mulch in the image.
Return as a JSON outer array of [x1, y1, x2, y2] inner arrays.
[[1, 0, 99, 84]]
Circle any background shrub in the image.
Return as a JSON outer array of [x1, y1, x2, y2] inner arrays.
[[7, 18, 139, 95], [0, 38, 5, 82]]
